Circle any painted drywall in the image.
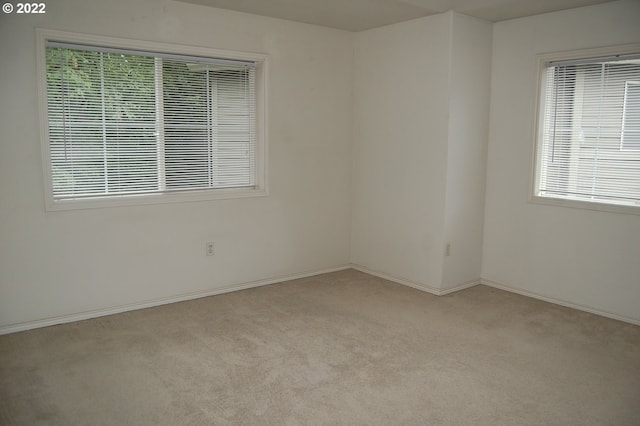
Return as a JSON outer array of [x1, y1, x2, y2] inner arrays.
[[2, 0, 638, 331], [482, 0, 640, 322], [351, 12, 492, 292], [0, 0, 353, 329], [351, 14, 451, 290], [441, 12, 493, 290]]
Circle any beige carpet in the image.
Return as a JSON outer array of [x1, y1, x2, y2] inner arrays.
[[1, 269, 639, 425]]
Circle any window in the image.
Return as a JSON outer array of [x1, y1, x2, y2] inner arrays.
[[533, 45, 640, 212], [37, 30, 267, 209]]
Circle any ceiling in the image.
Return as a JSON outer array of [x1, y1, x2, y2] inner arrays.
[[175, 0, 617, 31]]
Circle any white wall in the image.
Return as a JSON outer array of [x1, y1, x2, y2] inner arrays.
[[442, 12, 492, 290], [2, 0, 639, 331], [482, 0, 640, 323], [351, 12, 492, 293], [0, 0, 353, 330], [351, 14, 451, 290]]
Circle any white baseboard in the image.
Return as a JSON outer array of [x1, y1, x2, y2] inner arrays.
[[6, 266, 635, 335], [439, 279, 482, 295], [350, 264, 480, 296], [480, 278, 640, 326], [0, 264, 352, 335]]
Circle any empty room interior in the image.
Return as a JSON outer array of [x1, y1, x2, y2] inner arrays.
[[1, 0, 639, 424]]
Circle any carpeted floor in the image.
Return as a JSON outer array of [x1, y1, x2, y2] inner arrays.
[[1, 269, 639, 425]]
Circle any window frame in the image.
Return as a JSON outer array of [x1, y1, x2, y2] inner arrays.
[[36, 28, 268, 211], [530, 44, 640, 215]]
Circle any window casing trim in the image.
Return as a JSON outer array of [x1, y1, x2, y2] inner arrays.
[[36, 28, 269, 211], [530, 43, 640, 216]]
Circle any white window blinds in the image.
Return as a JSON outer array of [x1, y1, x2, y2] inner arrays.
[[45, 42, 257, 201], [536, 54, 640, 208], [622, 81, 640, 150]]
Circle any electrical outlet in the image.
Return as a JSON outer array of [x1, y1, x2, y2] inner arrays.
[[206, 241, 215, 256]]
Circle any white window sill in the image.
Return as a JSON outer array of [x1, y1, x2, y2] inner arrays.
[[529, 194, 640, 216], [45, 187, 268, 212]]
